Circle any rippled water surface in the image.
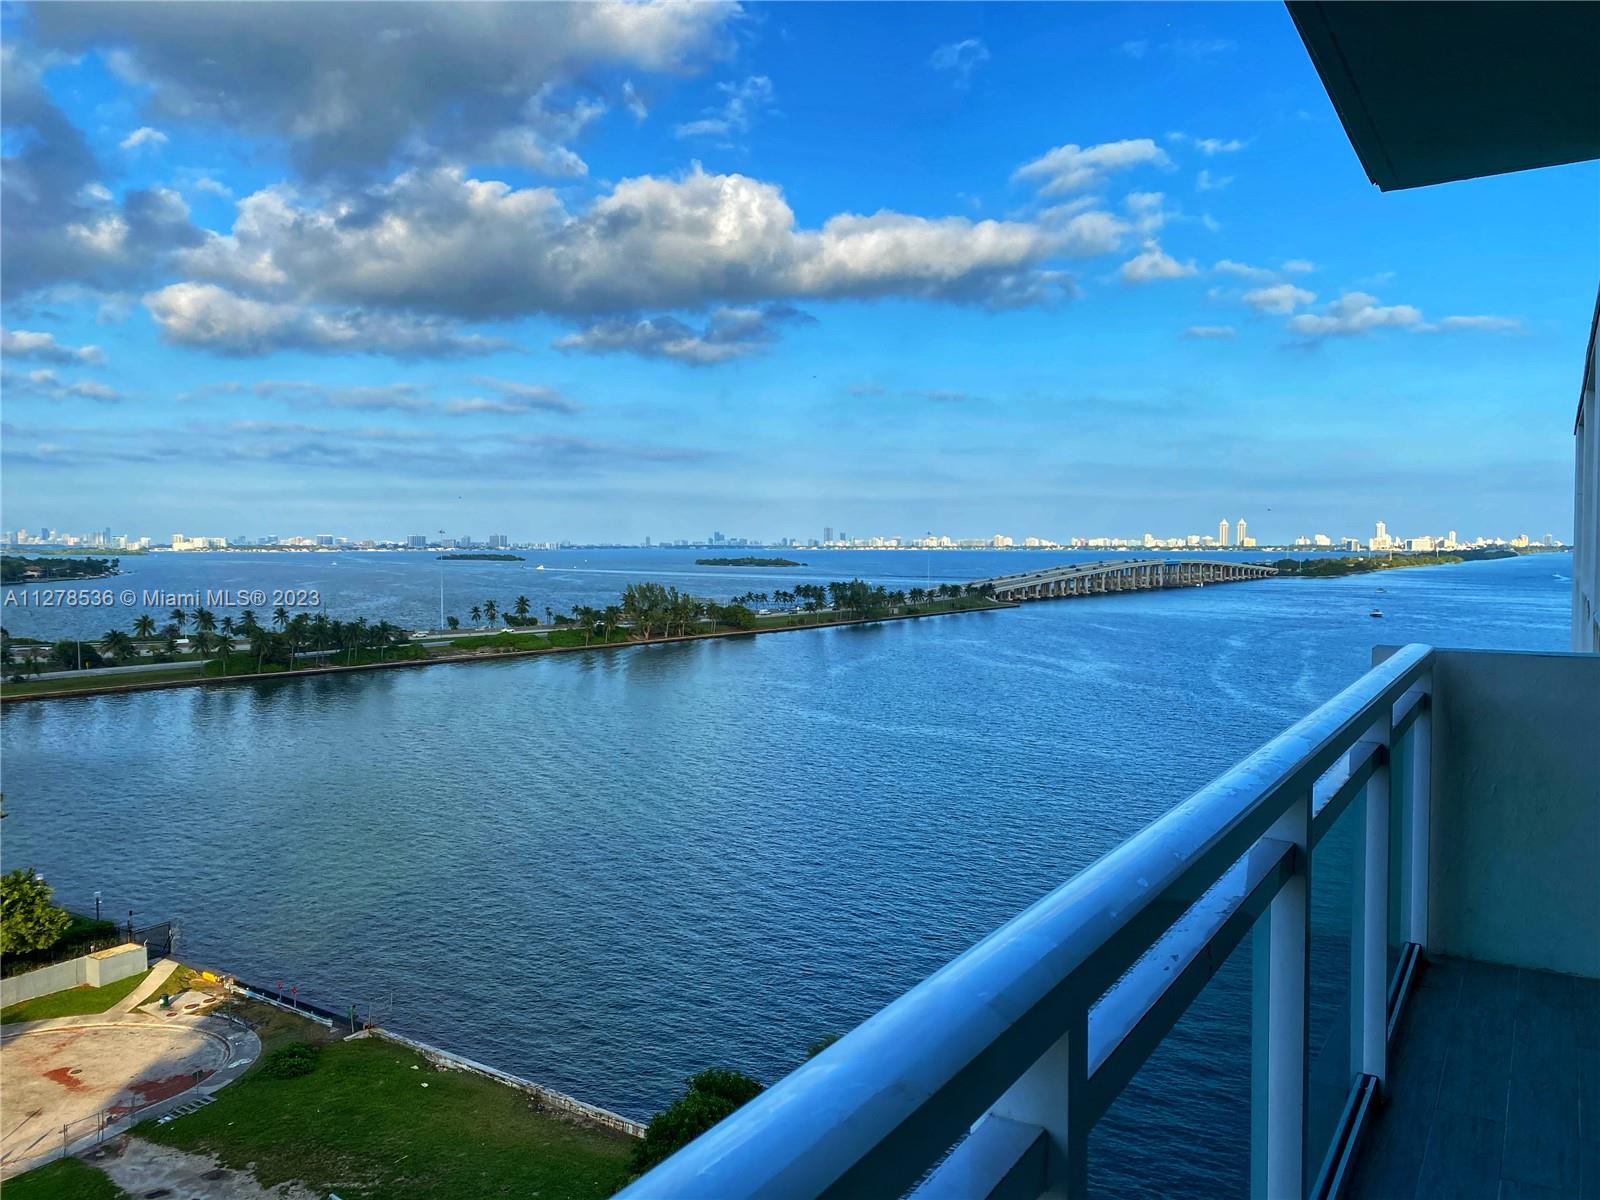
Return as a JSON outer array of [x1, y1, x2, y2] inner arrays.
[[1, 550, 1571, 1195]]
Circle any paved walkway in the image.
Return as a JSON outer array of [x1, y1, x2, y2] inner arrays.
[[0, 963, 259, 1178]]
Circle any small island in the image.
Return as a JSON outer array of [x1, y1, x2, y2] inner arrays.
[[437, 553, 525, 561], [695, 556, 806, 567], [1, 555, 123, 583], [1270, 548, 1515, 577]]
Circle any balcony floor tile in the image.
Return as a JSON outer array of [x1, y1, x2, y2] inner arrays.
[[1350, 956, 1600, 1200]]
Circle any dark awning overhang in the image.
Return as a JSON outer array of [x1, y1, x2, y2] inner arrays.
[[1287, 1, 1600, 192]]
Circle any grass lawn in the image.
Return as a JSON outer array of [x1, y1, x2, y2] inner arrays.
[[0, 965, 169, 1025], [0, 666, 206, 698], [2, 1156, 129, 1200], [140, 1036, 635, 1200]]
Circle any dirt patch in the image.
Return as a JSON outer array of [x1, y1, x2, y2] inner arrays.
[[42, 1066, 83, 1090], [91, 1136, 319, 1200]]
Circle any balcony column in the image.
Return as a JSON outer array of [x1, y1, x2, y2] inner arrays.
[[1405, 677, 1433, 949], [1352, 714, 1391, 1092], [988, 1013, 1090, 1199], [1253, 792, 1310, 1200]]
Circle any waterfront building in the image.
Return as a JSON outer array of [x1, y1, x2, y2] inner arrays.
[[1218, 518, 1230, 547], [1236, 517, 1248, 545], [627, 6, 1600, 1197]]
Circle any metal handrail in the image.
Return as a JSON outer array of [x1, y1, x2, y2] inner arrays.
[[621, 643, 1435, 1200]]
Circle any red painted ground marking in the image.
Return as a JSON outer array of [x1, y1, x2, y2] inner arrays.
[[42, 1067, 83, 1090], [131, 1070, 213, 1103]]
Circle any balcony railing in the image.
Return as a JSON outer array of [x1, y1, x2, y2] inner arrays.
[[621, 642, 1439, 1200]]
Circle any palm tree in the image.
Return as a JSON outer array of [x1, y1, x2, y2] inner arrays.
[[193, 607, 217, 635], [102, 630, 135, 665], [162, 630, 181, 660], [213, 632, 234, 675], [193, 630, 213, 659], [513, 595, 531, 622], [470, 605, 482, 625], [239, 609, 261, 634], [169, 607, 187, 631], [249, 628, 272, 673], [602, 605, 623, 642], [484, 599, 498, 625], [446, 615, 460, 630], [273, 605, 290, 630], [220, 615, 236, 638], [132, 614, 156, 639], [286, 613, 310, 668]]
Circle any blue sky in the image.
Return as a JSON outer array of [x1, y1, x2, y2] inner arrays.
[[2, 1, 1594, 545]]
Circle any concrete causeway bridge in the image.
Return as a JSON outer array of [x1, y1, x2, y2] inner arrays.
[[976, 558, 1277, 602]]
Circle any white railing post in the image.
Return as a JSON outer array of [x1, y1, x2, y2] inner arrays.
[[1351, 720, 1390, 1092], [988, 1010, 1089, 1198], [1407, 678, 1432, 949], [1253, 793, 1310, 1200]]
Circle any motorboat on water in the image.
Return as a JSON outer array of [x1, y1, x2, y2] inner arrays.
[[1369, 609, 1384, 618]]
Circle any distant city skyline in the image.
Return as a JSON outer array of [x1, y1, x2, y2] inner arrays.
[[4, 517, 1564, 554], [2, 4, 1592, 540]]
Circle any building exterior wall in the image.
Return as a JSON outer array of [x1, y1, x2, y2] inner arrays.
[[1575, 305, 1598, 652], [0, 943, 148, 1008], [1427, 649, 1600, 977]]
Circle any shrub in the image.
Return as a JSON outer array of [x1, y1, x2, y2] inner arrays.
[[0, 869, 72, 955], [259, 1042, 319, 1079], [629, 1068, 763, 1175]]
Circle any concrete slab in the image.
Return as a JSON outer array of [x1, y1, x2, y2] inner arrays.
[[0, 1004, 258, 1178]]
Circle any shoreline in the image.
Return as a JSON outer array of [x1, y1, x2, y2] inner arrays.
[[0, 600, 1015, 705]]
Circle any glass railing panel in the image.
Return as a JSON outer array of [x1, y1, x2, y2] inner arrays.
[[1087, 926, 1254, 1199], [1306, 791, 1360, 1192]]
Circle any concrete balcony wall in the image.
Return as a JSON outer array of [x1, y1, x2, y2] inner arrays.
[[1424, 648, 1599, 977]]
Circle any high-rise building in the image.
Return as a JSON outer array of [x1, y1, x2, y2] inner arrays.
[[1218, 518, 1230, 547], [1236, 517, 1247, 545], [488, 533, 509, 549], [824, 526, 835, 544], [1371, 520, 1392, 551], [408, 534, 427, 549]]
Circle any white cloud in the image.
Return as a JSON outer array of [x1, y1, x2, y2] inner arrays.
[[1423, 315, 1524, 334], [1, 329, 105, 363], [674, 75, 774, 141], [1282, 259, 1315, 274], [143, 282, 512, 357], [173, 165, 1073, 320], [622, 80, 649, 122], [1214, 259, 1277, 281], [4, 367, 124, 402], [1119, 240, 1196, 284], [929, 38, 990, 85], [464, 379, 581, 414], [36, 2, 738, 177], [1195, 169, 1232, 192], [252, 380, 432, 411], [1244, 283, 1316, 314], [1286, 291, 1421, 337], [555, 304, 811, 365], [1013, 138, 1172, 196], [1184, 325, 1237, 339], [119, 125, 168, 150]]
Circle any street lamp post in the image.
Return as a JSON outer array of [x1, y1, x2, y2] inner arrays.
[[94, 890, 101, 921]]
